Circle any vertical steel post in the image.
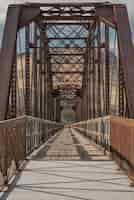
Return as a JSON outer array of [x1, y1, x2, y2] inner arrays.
[[33, 23, 38, 117], [87, 24, 91, 119], [25, 24, 31, 115], [11, 52, 17, 118], [0, 6, 21, 120], [114, 5, 134, 118], [92, 39, 96, 118], [105, 24, 110, 115], [97, 21, 101, 116], [39, 34, 43, 118], [6, 52, 17, 119], [119, 50, 125, 116]]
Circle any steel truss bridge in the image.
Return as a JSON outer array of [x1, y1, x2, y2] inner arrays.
[[0, 1, 134, 199]]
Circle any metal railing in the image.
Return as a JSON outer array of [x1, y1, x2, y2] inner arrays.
[[72, 116, 134, 177], [110, 116, 134, 170], [0, 116, 62, 183], [72, 116, 110, 151]]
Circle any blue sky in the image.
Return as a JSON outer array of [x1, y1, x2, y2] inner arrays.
[[0, 0, 134, 44]]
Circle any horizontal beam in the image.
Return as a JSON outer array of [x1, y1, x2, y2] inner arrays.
[[99, 16, 116, 29], [43, 16, 98, 21], [45, 22, 91, 25], [51, 63, 84, 65], [49, 47, 86, 50], [52, 71, 83, 74], [48, 37, 88, 40], [49, 53, 85, 56], [42, 10, 95, 15], [23, 2, 112, 7]]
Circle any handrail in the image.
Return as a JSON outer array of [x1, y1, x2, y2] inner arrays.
[[72, 116, 110, 151], [0, 115, 63, 185], [72, 116, 134, 180]]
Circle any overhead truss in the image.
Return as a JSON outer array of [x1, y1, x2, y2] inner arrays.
[[0, 1, 134, 121]]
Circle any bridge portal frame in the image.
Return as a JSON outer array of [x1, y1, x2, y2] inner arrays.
[[0, 2, 134, 120]]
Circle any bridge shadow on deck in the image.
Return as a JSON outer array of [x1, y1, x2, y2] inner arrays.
[[32, 128, 110, 162], [1, 128, 134, 200], [2, 160, 134, 200]]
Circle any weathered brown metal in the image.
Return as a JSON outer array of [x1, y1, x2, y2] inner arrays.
[[49, 53, 85, 56], [72, 116, 134, 180], [0, 5, 42, 120], [48, 37, 88, 40], [110, 116, 134, 171], [95, 5, 115, 27], [20, 6, 41, 27], [92, 39, 96, 118], [10, 52, 17, 118], [114, 5, 134, 118], [105, 25, 110, 115], [44, 35, 48, 119], [0, 117, 26, 176], [52, 71, 83, 74], [97, 21, 101, 116], [119, 50, 125, 116], [0, 116, 62, 179], [33, 24, 38, 117], [23, 2, 112, 7], [0, 6, 21, 120], [0, 2, 134, 122], [39, 33, 43, 118], [25, 25, 31, 115], [43, 16, 97, 22]]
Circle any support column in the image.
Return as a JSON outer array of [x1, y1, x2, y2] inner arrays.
[[105, 25, 110, 115], [97, 21, 101, 116], [92, 39, 96, 118], [10, 53, 17, 118], [39, 36, 43, 118], [33, 24, 38, 117], [25, 24, 31, 115]]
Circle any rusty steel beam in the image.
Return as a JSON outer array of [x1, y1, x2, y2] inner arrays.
[[20, 6, 41, 27], [6, 51, 17, 119], [95, 5, 116, 27], [25, 25, 31, 116], [87, 24, 92, 119], [92, 39, 96, 118], [45, 22, 91, 25], [23, 2, 112, 7], [10, 52, 17, 118], [0, 5, 21, 120], [97, 21, 101, 117], [119, 55, 125, 117], [0, 5, 43, 120], [52, 71, 83, 74], [105, 25, 110, 116], [42, 10, 95, 15], [114, 5, 134, 118], [99, 17, 116, 29], [48, 37, 88, 40], [49, 53, 85, 56], [1, 2, 133, 121], [33, 24, 38, 117], [51, 62, 84, 65], [43, 16, 98, 21], [39, 34, 43, 118]]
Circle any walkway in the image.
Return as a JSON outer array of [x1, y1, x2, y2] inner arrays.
[[2, 128, 134, 200]]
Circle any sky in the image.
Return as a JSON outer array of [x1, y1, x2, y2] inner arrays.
[[0, 0, 134, 42]]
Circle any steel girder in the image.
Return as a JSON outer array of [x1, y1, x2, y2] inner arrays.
[[0, 2, 134, 120]]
